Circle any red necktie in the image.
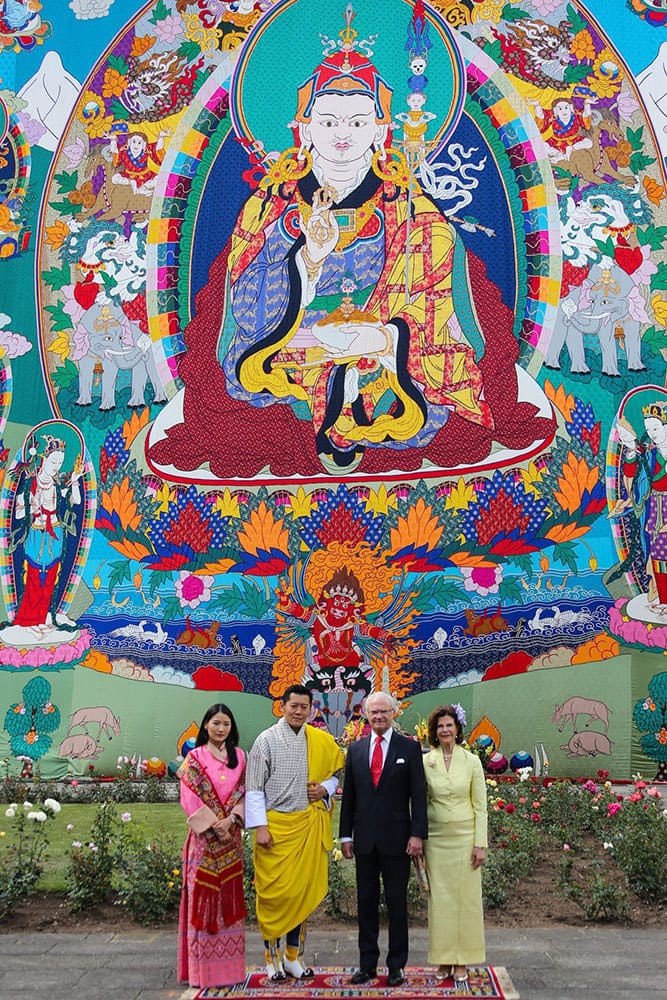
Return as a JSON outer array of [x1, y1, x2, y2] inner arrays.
[[371, 736, 383, 786]]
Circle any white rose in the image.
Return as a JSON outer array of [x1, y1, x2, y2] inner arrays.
[[43, 798, 61, 813], [5, 807, 16, 818]]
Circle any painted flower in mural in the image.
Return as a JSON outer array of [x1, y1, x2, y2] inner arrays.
[[44, 219, 72, 252], [101, 67, 127, 99], [363, 484, 398, 518], [564, 400, 601, 455], [96, 477, 153, 562], [460, 471, 550, 555], [0, 314, 31, 358], [76, 90, 114, 138], [644, 176, 666, 207], [4, 678, 60, 762], [388, 497, 451, 572], [590, 49, 624, 99], [651, 292, 667, 327], [153, 13, 186, 45], [552, 454, 605, 517], [229, 501, 291, 576], [145, 486, 228, 572], [175, 572, 214, 610], [211, 488, 245, 518], [297, 484, 385, 551], [444, 478, 476, 512], [531, 0, 562, 14], [61, 135, 87, 171], [462, 564, 504, 597], [571, 29, 596, 62]]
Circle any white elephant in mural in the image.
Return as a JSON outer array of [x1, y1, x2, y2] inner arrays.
[[544, 264, 646, 376], [75, 300, 167, 409]]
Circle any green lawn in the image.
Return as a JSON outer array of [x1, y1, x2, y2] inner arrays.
[[14, 799, 345, 893], [37, 803, 187, 891]]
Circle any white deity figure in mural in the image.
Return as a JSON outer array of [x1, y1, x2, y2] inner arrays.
[[11, 436, 81, 629], [612, 401, 667, 617], [0, 423, 94, 654]]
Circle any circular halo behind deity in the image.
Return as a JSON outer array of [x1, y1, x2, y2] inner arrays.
[[229, 0, 466, 162]]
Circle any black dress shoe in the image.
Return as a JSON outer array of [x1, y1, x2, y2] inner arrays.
[[387, 969, 405, 986], [350, 968, 377, 984]]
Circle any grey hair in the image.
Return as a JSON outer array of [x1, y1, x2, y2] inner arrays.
[[364, 691, 399, 714]]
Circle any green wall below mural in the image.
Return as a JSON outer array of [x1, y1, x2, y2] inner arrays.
[[3, 652, 665, 782]]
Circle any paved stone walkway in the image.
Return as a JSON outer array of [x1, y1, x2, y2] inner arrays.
[[3, 925, 667, 999]]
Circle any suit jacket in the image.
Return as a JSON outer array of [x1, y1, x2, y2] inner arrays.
[[423, 745, 488, 847], [339, 730, 428, 855]]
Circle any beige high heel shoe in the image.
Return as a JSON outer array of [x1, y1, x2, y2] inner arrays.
[[453, 966, 470, 991]]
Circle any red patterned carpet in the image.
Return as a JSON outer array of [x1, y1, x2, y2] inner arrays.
[[193, 965, 519, 998]]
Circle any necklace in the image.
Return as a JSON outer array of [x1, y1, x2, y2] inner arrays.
[[208, 742, 228, 777]]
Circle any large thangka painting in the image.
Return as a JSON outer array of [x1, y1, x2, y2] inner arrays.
[[2, 0, 667, 782]]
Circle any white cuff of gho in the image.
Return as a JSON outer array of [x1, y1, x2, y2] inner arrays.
[[244, 789, 268, 828]]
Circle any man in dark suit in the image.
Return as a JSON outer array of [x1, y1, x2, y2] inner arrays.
[[339, 691, 427, 987]]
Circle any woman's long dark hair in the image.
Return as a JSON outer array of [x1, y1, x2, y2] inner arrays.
[[195, 703, 240, 769]]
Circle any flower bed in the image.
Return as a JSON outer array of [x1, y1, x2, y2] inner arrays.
[[1, 776, 180, 805], [323, 772, 667, 923], [2, 774, 665, 929], [485, 772, 667, 916]]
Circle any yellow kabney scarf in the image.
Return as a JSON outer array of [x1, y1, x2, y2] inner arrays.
[[254, 725, 343, 939]]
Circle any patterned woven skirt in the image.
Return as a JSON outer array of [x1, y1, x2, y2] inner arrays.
[[177, 832, 246, 988]]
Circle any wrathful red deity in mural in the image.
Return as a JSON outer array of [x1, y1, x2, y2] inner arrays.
[[149, 5, 555, 480], [278, 566, 393, 673], [276, 562, 404, 730]]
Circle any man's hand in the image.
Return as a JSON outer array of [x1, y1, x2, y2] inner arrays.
[[256, 825, 273, 849], [307, 781, 327, 803], [341, 841, 354, 860], [406, 836, 423, 857]]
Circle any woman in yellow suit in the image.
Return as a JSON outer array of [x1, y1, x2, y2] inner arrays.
[[423, 704, 487, 989]]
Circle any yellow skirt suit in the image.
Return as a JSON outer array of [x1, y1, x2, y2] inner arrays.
[[423, 744, 488, 965]]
